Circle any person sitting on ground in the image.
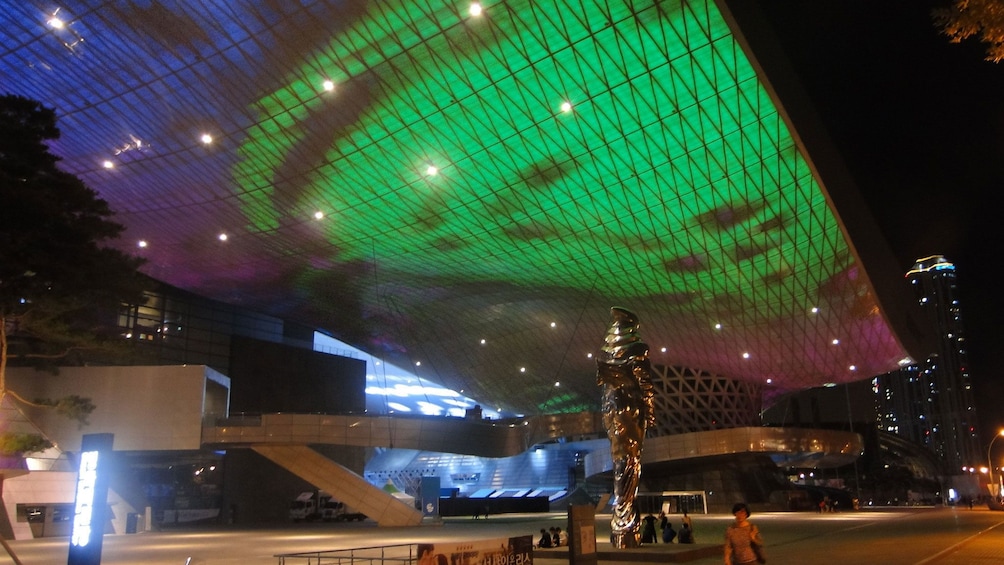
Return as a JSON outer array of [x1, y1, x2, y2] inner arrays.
[[537, 528, 553, 548], [678, 521, 694, 544], [662, 520, 677, 543], [556, 526, 568, 547]]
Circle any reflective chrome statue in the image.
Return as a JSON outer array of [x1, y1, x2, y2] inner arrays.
[[597, 307, 655, 549]]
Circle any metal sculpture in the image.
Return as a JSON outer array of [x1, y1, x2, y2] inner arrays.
[[596, 307, 655, 549]]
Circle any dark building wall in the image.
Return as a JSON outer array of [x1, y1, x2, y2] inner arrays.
[[763, 380, 877, 428], [641, 454, 792, 513], [282, 321, 318, 345], [220, 446, 367, 524], [228, 336, 366, 414]]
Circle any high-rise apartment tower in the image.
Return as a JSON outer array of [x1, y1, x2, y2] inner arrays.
[[874, 255, 981, 472]]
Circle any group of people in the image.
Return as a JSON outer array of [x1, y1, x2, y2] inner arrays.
[[816, 496, 839, 513], [640, 510, 694, 544], [643, 503, 765, 565], [536, 526, 567, 548], [534, 502, 766, 565]]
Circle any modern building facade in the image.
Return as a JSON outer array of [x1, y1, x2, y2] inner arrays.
[[0, 0, 958, 537]]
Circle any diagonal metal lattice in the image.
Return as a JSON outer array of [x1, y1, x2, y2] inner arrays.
[[0, 0, 916, 414]]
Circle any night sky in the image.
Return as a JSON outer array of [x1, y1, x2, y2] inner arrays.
[[756, 0, 1004, 439]]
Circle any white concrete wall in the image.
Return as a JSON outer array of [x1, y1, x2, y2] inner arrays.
[[2, 472, 135, 539], [6, 365, 228, 452], [2, 365, 230, 540]]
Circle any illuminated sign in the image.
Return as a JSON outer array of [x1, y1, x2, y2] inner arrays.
[[70, 450, 100, 547], [68, 433, 113, 565]]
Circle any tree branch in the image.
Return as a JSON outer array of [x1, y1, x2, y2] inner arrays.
[[7, 345, 95, 360], [3, 389, 51, 409]]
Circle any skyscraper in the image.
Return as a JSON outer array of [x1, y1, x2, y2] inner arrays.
[[875, 256, 981, 472]]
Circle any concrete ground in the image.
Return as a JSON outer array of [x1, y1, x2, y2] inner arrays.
[[4, 506, 1004, 564]]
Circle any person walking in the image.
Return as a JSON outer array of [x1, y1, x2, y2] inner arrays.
[[724, 502, 764, 565]]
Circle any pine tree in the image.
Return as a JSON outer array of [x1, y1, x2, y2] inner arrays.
[[0, 94, 145, 454]]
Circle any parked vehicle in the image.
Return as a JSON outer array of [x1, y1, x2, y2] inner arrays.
[[321, 499, 367, 522], [289, 491, 329, 522], [289, 490, 366, 522]]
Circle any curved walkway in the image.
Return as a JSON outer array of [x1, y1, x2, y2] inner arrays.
[[203, 412, 862, 465]]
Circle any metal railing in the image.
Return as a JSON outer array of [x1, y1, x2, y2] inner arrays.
[[275, 543, 418, 565]]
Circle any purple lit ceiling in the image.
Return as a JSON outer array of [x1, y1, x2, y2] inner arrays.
[[0, 0, 925, 413]]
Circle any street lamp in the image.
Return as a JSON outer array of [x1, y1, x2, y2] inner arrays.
[[987, 430, 1004, 495]]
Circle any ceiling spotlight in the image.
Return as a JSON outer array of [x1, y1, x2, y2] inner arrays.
[[218, 233, 228, 241], [554, 381, 560, 387], [832, 338, 840, 345], [742, 352, 750, 359], [469, 3, 483, 16], [201, 133, 213, 145], [313, 211, 324, 220], [415, 361, 421, 366], [519, 367, 526, 373], [560, 101, 573, 113], [47, 9, 65, 29], [660, 347, 667, 353], [810, 306, 819, 314], [137, 240, 148, 248], [426, 164, 438, 176], [480, 338, 486, 345], [714, 323, 722, 330], [550, 322, 556, 328], [322, 79, 335, 91], [849, 365, 857, 371], [102, 160, 114, 169]]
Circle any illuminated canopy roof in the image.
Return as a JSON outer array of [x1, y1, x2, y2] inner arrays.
[[1, 0, 925, 413]]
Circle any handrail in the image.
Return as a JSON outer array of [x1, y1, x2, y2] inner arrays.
[[275, 543, 417, 565]]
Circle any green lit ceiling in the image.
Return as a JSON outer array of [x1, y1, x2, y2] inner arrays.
[[0, 0, 914, 413]]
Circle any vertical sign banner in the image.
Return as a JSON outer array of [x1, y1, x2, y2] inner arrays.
[[568, 504, 597, 565], [421, 476, 441, 518], [68, 433, 114, 565]]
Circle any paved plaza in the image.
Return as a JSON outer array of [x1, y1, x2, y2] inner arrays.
[[5, 506, 1004, 565]]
